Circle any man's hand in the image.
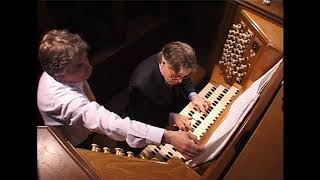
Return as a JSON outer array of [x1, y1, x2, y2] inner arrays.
[[163, 130, 204, 160], [191, 95, 210, 113], [170, 113, 192, 131]]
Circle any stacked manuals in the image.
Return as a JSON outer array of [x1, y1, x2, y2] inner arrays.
[[187, 59, 283, 167]]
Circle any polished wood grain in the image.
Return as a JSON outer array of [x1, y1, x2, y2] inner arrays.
[[37, 126, 100, 180], [239, 9, 283, 88], [77, 148, 200, 180], [200, 60, 283, 180], [83, 80, 96, 102], [236, 0, 283, 26], [224, 85, 283, 180]]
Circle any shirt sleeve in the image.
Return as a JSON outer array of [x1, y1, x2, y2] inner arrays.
[[189, 92, 198, 100], [60, 90, 165, 148]]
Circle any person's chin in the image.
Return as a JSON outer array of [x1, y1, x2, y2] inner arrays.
[[168, 82, 177, 85]]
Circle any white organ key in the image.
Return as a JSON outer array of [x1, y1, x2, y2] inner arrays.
[[163, 144, 186, 161], [180, 83, 239, 141], [158, 144, 186, 161], [139, 83, 240, 161], [157, 144, 174, 160], [189, 86, 225, 136], [191, 85, 239, 139], [140, 145, 159, 159]]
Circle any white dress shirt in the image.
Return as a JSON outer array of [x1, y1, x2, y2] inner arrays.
[[37, 72, 165, 147]]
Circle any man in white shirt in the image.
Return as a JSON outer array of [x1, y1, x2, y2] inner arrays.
[[37, 29, 203, 159]]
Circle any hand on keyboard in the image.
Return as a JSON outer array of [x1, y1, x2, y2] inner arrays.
[[170, 113, 192, 131], [191, 94, 210, 113], [163, 130, 204, 160]]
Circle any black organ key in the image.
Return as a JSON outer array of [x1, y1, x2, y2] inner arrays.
[[172, 147, 177, 151], [217, 97, 222, 101], [190, 111, 195, 114], [208, 91, 212, 95], [205, 94, 209, 99], [168, 152, 173, 156], [214, 100, 218, 104], [188, 112, 193, 116], [223, 88, 228, 93], [200, 116, 205, 120]]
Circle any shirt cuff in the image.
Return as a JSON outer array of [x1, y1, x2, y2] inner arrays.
[[189, 92, 197, 100], [146, 126, 166, 145]]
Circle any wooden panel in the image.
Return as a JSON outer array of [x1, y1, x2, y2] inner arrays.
[[37, 126, 100, 180], [235, 0, 283, 26], [200, 61, 283, 180], [212, 9, 283, 87], [77, 148, 200, 180], [224, 85, 283, 180]]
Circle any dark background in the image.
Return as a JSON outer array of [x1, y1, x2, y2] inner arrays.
[[36, 1, 228, 125]]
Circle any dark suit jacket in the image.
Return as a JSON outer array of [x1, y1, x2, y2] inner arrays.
[[127, 53, 195, 128]]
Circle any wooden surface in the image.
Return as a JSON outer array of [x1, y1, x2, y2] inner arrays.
[[236, 0, 283, 25], [243, 9, 283, 51], [200, 61, 283, 180], [37, 126, 100, 180], [83, 80, 96, 101], [224, 85, 283, 180], [77, 148, 200, 180], [239, 9, 283, 87]]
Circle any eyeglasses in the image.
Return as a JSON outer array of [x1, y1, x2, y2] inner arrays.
[[164, 63, 191, 81], [161, 57, 192, 81], [169, 73, 191, 81]]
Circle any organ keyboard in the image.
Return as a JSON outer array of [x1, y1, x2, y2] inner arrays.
[[139, 83, 240, 161]]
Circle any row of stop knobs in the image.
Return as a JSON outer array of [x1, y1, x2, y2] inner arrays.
[[91, 144, 135, 158]]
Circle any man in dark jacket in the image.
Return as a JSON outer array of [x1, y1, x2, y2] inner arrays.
[[128, 41, 209, 131]]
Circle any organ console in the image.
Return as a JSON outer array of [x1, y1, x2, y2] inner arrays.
[[38, 6, 283, 180], [139, 8, 283, 164]]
